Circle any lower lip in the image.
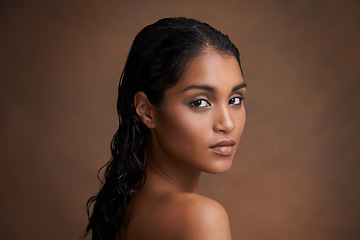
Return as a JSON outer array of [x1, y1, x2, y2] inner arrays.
[[209, 146, 234, 156]]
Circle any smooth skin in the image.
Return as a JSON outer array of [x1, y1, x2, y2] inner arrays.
[[119, 50, 246, 240]]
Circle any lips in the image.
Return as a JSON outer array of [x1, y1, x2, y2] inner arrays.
[[209, 139, 236, 156]]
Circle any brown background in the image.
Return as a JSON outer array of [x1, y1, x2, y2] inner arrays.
[[1, 0, 359, 239]]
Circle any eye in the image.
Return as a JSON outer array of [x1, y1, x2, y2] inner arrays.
[[191, 99, 211, 108], [228, 96, 244, 105]]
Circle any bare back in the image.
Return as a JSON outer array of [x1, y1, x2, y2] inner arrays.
[[118, 183, 232, 240]]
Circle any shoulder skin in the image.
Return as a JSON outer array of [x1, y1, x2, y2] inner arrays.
[[152, 192, 232, 240]]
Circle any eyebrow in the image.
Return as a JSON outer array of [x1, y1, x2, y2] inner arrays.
[[181, 85, 215, 93], [232, 83, 247, 92], [181, 82, 247, 93]]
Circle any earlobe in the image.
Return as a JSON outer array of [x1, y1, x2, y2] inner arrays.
[[134, 91, 156, 128]]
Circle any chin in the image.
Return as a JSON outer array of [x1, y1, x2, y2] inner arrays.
[[204, 158, 233, 174]]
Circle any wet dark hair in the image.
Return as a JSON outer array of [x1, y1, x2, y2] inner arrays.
[[85, 17, 243, 240]]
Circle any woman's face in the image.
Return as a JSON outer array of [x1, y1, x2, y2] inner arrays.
[[150, 50, 246, 174]]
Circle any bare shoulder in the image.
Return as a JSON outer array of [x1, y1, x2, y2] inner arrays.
[[156, 192, 232, 240]]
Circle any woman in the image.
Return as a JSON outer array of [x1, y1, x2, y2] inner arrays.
[[85, 17, 246, 240]]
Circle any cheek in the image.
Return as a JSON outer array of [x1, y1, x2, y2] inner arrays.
[[234, 109, 246, 140], [238, 109, 246, 128], [156, 107, 210, 153]]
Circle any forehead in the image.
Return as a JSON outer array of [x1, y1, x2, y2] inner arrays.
[[174, 50, 244, 91]]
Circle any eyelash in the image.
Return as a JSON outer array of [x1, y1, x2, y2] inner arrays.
[[228, 96, 244, 105], [190, 96, 244, 108], [191, 99, 211, 108]]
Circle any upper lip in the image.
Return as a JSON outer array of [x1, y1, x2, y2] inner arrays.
[[210, 139, 236, 148]]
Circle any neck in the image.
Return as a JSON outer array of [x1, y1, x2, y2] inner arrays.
[[145, 157, 201, 193]]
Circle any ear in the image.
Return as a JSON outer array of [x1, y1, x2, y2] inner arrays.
[[134, 91, 156, 128]]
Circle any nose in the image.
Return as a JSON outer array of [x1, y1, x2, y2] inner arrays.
[[213, 105, 235, 133]]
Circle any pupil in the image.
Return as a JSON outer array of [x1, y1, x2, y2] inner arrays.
[[195, 100, 202, 106]]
